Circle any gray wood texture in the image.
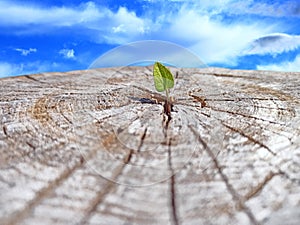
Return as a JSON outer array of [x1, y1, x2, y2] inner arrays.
[[0, 66, 300, 225]]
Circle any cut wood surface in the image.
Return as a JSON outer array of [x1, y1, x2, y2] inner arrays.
[[0, 66, 300, 225]]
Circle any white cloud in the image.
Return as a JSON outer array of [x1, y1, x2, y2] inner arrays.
[[0, 2, 148, 43], [112, 7, 147, 34], [0, 62, 22, 78], [159, 0, 300, 17], [112, 24, 126, 33], [0, 1, 104, 27], [228, 0, 300, 17], [14, 48, 37, 56], [100, 7, 148, 44], [140, 0, 300, 17], [243, 33, 300, 56], [131, 1, 279, 65], [59, 49, 75, 59], [257, 55, 300, 72], [164, 7, 273, 65], [0, 61, 60, 78]]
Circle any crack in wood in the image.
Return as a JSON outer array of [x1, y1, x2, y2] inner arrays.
[[76, 119, 151, 223], [221, 122, 276, 156], [132, 85, 165, 103], [2, 125, 8, 136], [246, 84, 299, 104], [25, 141, 36, 150], [129, 97, 157, 104], [24, 75, 45, 84], [161, 105, 179, 225], [188, 93, 206, 108], [189, 125, 260, 225], [162, 110, 172, 136], [206, 72, 260, 80], [204, 97, 281, 101], [124, 150, 133, 164], [3, 156, 86, 225], [137, 127, 147, 153], [164, 100, 173, 120], [244, 172, 282, 201], [208, 106, 290, 126], [61, 112, 73, 125], [168, 138, 179, 225], [201, 109, 284, 156], [78, 149, 133, 224]]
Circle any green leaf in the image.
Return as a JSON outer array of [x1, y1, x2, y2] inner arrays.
[[153, 62, 174, 92]]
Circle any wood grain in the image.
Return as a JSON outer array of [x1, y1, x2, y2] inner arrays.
[[0, 67, 299, 225]]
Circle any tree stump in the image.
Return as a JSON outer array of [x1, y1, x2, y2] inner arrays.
[[0, 67, 299, 225]]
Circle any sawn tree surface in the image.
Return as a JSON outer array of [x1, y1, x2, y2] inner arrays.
[[0, 67, 300, 225]]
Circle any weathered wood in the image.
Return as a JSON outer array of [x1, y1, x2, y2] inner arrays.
[[0, 67, 299, 225]]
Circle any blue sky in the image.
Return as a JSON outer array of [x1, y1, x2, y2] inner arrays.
[[0, 0, 300, 78]]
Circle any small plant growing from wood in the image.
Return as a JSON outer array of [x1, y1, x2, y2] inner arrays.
[[153, 62, 174, 118]]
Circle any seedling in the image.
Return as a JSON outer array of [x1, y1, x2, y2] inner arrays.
[[153, 62, 174, 117]]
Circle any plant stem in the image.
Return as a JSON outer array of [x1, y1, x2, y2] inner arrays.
[[164, 88, 172, 118], [166, 88, 170, 104]]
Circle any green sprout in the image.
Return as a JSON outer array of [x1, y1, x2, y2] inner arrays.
[[153, 62, 174, 116]]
